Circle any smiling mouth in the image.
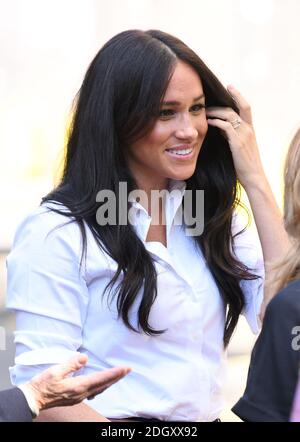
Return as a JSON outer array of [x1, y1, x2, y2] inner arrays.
[[165, 144, 195, 159], [166, 147, 193, 156]]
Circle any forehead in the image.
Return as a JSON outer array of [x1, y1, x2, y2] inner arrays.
[[163, 61, 204, 99]]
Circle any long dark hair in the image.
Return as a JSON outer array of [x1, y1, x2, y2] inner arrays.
[[42, 29, 259, 347]]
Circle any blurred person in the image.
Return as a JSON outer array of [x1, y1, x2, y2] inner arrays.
[[6, 30, 289, 422], [232, 129, 300, 422], [0, 353, 130, 422]]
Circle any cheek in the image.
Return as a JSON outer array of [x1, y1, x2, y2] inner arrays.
[[198, 115, 208, 137], [146, 123, 172, 146]]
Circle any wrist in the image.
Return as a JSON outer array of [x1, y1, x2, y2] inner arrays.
[[241, 171, 269, 193], [242, 175, 280, 207], [18, 383, 41, 419]]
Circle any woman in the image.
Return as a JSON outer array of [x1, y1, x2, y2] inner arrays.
[[232, 129, 300, 422], [6, 29, 289, 422]]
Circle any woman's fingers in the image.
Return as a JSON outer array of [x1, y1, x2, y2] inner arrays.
[[227, 85, 252, 125], [205, 107, 239, 123], [206, 84, 252, 126], [205, 86, 264, 189], [206, 85, 252, 125], [206, 117, 240, 146]]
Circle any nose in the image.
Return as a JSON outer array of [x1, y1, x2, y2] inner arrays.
[[174, 114, 198, 141]]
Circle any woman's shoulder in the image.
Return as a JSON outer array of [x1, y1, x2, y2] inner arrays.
[[12, 202, 81, 253], [10, 202, 110, 276], [18, 201, 73, 225]]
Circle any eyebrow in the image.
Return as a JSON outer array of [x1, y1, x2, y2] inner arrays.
[[161, 94, 205, 106]]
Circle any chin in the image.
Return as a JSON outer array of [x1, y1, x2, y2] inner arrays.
[[169, 167, 197, 181]]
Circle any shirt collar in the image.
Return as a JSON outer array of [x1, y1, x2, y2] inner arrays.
[[128, 180, 186, 243]]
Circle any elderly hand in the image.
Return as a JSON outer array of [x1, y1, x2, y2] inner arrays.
[[21, 353, 131, 414], [206, 85, 265, 189]]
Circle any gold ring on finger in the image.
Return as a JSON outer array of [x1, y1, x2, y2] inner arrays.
[[230, 117, 242, 130]]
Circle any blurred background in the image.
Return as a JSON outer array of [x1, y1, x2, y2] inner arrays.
[[0, 0, 300, 421]]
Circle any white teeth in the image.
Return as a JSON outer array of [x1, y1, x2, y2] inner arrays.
[[167, 148, 193, 155]]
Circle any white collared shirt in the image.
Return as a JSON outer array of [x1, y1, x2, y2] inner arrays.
[[6, 181, 264, 421]]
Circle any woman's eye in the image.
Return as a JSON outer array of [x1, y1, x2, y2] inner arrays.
[[159, 109, 174, 118], [159, 104, 205, 119], [191, 104, 205, 112]]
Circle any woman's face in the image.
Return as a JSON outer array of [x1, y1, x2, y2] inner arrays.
[[126, 60, 208, 190]]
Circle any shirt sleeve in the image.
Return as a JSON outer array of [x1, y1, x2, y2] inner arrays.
[[0, 387, 33, 422], [231, 212, 265, 334], [6, 205, 89, 385]]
